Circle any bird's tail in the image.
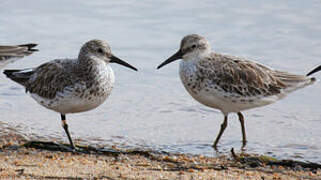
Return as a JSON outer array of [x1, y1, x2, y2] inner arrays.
[[3, 69, 34, 86], [307, 65, 321, 76], [18, 43, 38, 52]]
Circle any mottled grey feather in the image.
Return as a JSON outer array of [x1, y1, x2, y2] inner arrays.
[[195, 53, 312, 97]]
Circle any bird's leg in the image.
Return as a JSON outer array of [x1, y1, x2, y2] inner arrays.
[[237, 112, 247, 148], [61, 114, 75, 149], [213, 115, 228, 149]]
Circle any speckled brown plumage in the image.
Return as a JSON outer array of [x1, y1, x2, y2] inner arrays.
[[158, 34, 319, 149], [191, 53, 308, 97]]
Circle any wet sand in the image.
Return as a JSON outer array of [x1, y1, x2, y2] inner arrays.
[[0, 125, 320, 180]]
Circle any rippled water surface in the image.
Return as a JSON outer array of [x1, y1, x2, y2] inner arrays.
[[1, 0, 321, 162]]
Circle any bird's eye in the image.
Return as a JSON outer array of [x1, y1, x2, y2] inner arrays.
[[97, 48, 104, 53], [192, 44, 197, 49]]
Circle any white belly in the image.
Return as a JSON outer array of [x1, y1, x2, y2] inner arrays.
[[185, 87, 279, 114], [31, 65, 115, 114]]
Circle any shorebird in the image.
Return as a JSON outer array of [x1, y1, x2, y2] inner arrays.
[[4, 39, 137, 149], [0, 44, 38, 69], [157, 34, 320, 149]]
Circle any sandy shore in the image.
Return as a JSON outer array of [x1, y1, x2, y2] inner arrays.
[[0, 126, 320, 179]]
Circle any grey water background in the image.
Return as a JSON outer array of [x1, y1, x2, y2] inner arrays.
[[0, 0, 321, 162]]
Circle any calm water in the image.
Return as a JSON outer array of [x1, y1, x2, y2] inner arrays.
[[0, 0, 321, 162]]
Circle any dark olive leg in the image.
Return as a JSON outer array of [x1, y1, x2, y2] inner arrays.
[[237, 112, 247, 147], [61, 114, 75, 149], [213, 115, 228, 149]]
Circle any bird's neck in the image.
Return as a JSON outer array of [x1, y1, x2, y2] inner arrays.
[[182, 50, 210, 63], [76, 56, 108, 77], [78, 54, 106, 67]]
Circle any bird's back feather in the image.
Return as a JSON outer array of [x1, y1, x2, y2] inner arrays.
[[197, 53, 314, 97]]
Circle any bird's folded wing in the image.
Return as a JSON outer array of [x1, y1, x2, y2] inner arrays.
[[197, 54, 311, 97]]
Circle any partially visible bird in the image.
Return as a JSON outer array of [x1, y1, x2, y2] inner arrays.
[[0, 44, 38, 69], [4, 39, 137, 149], [157, 34, 320, 149]]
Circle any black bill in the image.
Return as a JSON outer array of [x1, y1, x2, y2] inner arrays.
[[110, 54, 138, 71], [157, 50, 183, 69]]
